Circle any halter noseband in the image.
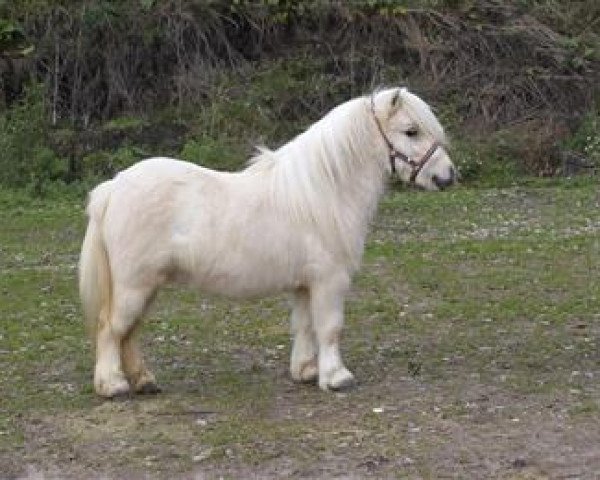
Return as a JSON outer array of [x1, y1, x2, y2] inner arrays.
[[370, 96, 441, 183]]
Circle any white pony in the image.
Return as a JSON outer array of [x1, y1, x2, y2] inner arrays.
[[79, 87, 456, 398]]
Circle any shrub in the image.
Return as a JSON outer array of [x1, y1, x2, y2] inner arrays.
[[568, 111, 600, 164], [0, 83, 67, 193], [450, 134, 523, 187], [180, 136, 244, 171], [81, 146, 147, 179]]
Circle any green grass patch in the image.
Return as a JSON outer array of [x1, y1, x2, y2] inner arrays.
[[1, 180, 600, 477]]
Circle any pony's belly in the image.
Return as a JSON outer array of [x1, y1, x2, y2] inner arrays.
[[188, 270, 298, 298]]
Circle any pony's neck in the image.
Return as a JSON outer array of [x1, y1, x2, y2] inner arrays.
[[272, 97, 388, 266], [280, 96, 387, 192]]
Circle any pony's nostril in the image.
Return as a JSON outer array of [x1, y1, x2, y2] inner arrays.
[[432, 174, 454, 190]]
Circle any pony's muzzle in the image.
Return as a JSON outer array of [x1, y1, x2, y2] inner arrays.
[[432, 166, 458, 190]]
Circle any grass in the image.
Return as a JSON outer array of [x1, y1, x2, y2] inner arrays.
[[1, 179, 599, 478]]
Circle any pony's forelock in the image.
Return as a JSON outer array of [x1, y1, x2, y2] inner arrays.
[[399, 89, 448, 147]]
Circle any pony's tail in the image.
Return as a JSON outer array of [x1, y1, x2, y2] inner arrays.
[[78, 180, 114, 341]]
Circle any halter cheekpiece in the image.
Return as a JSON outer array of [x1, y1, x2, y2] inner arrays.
[[370, 95, 441, 183]]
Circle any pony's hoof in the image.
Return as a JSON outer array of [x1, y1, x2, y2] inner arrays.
[[291, 358, 318, 384], [95, 379, 131, 399], [130, 370, 160, 395], [136, 382, 162, 395], [319, 368, 356, 392], [329, 375, 357, 392]]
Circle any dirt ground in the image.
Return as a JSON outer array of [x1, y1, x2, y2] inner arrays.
[[2, 184, 600, 479], [9, 376, 600, 479]]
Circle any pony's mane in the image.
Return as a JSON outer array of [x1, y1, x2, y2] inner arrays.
[[243, 89, 444, 265], [246, 96, 382, 265], [245, 146, 277, 171]]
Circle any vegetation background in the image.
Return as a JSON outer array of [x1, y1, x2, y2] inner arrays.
[[2, 2, 600, 478], [0, 0, 599, 194]]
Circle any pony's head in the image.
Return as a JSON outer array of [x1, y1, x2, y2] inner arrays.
[[370, 88, 457, 191]]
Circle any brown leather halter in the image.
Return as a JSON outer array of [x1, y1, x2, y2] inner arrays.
[[370, 96, 441, 183]]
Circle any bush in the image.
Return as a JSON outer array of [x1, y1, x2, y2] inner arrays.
[[180, 136, 244, 171], [449, 133, 524, 187], [567, 111, 600, 164], [0, 83, 67, 193], [81, 146, 147, 179]]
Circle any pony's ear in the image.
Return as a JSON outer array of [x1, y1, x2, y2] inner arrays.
[[390, 89, 402, 108], [387, 88, 404, 117]]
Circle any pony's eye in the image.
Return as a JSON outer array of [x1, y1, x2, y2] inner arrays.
[[405, 128, 419, 138]]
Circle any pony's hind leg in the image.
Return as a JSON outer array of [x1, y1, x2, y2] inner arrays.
[[310, 273, 355, 391], [94, 284, 156, 398], [94, 315, 130, 398], [121, 323, 160, 394], [290, 288, 318, 383]]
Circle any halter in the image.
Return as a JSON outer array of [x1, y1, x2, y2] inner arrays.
[[370, 96, 441, 183]]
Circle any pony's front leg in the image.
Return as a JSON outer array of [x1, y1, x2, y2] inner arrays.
[[310, 274, 355, 391], [290, 288, 318, 383]]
